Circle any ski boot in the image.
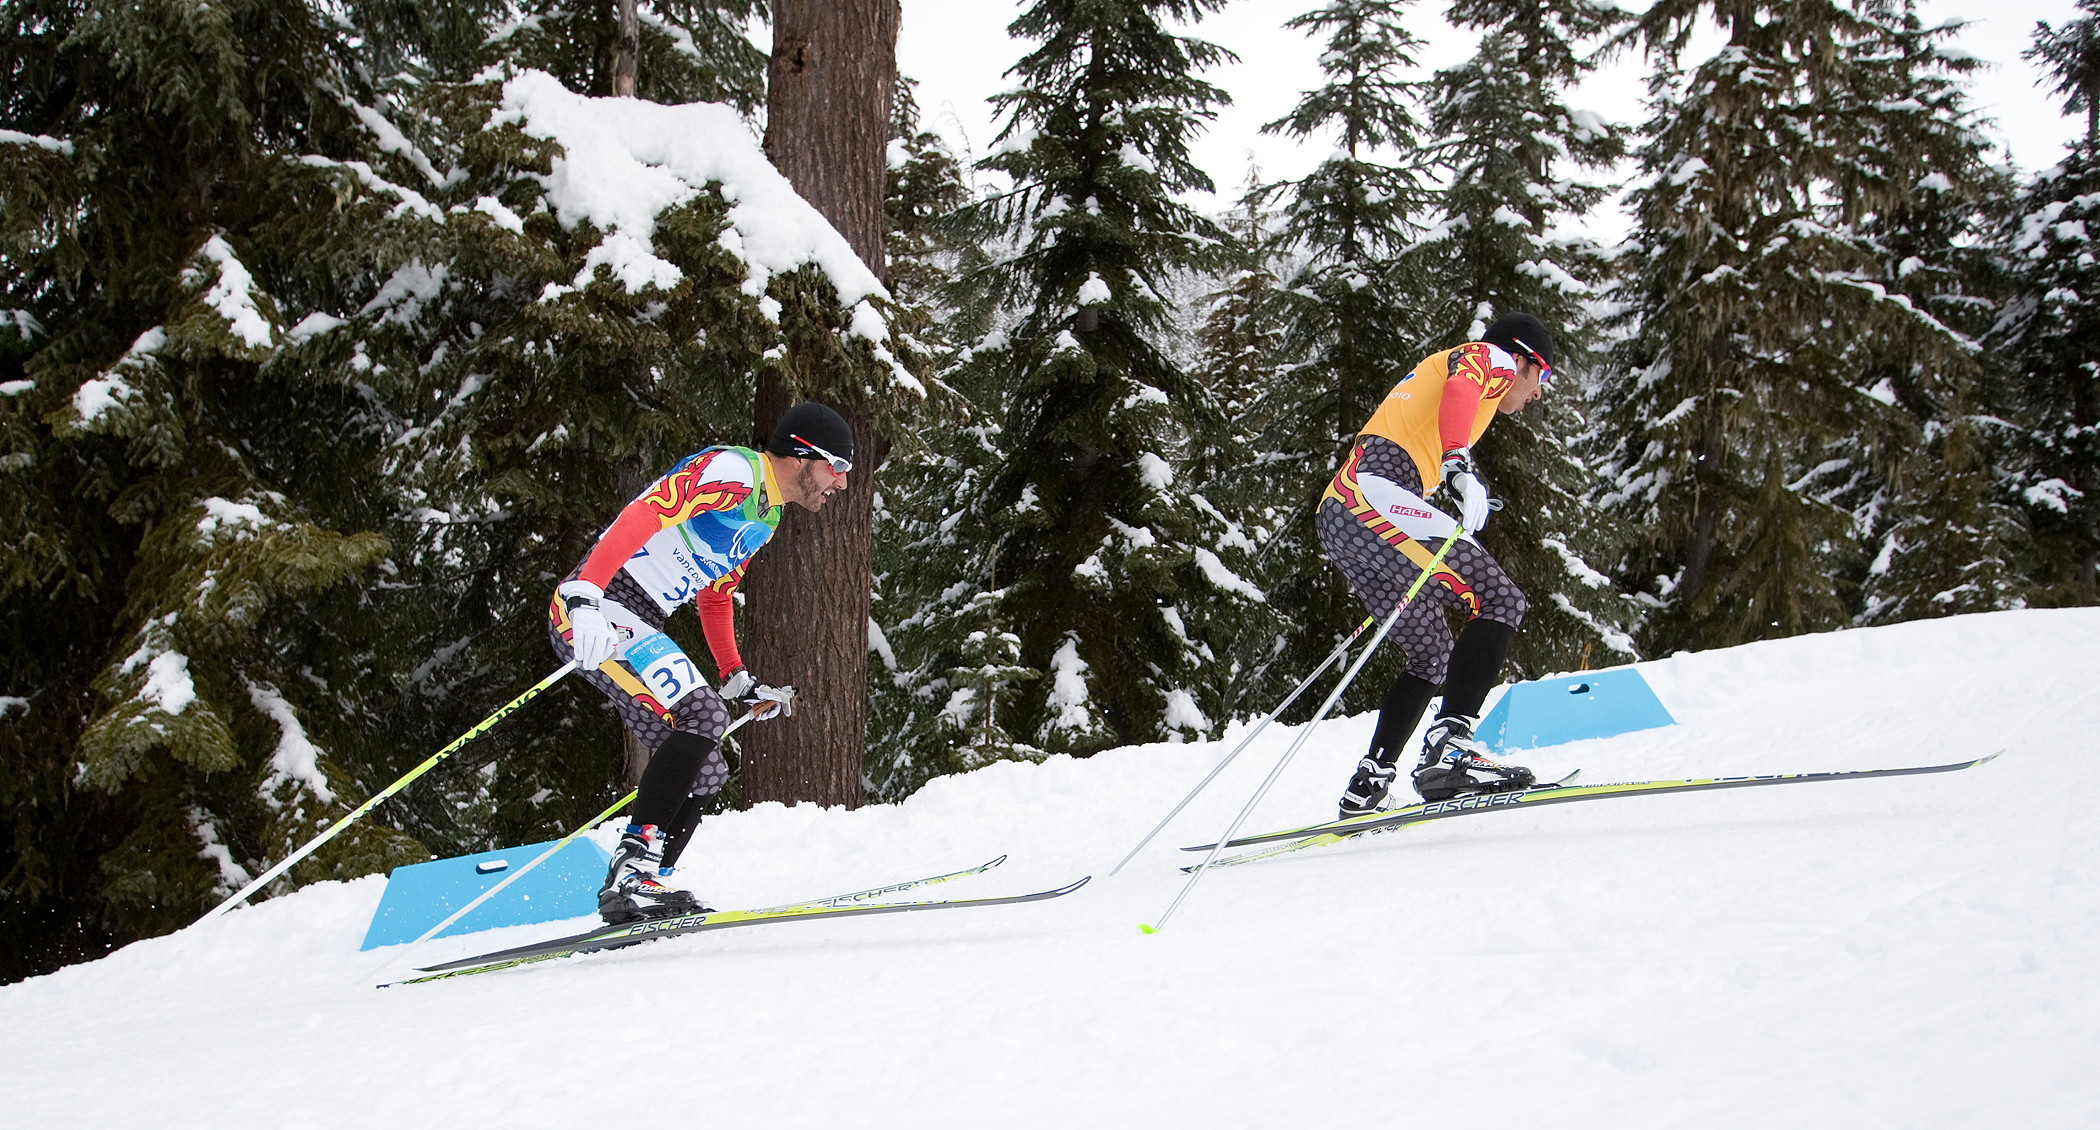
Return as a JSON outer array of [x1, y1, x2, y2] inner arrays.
[[599, 824, 706, 924], [1338, 751, 1403, 818], [1412, 715, 1535, 802]]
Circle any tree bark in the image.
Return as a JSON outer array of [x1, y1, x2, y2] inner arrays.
[[742, 0, 899, 809], [613, 0, 639, 97]]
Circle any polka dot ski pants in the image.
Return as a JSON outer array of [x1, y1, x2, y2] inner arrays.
[[1316, 448, 1528, 685], [548, 566, 732, 799]]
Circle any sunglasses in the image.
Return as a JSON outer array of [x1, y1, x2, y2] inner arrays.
[[790, 433, 852, 475], [1512, 337, 1553, 385]]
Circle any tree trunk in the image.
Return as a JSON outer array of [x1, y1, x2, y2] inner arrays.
[[613, 0, 639, 97], [742, 0, 899, 810]]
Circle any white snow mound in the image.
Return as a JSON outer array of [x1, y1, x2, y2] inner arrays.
[[4, 608, 2098, 1128]]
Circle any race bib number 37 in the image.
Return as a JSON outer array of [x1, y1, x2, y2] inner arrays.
[[624, 632, 704, 707]]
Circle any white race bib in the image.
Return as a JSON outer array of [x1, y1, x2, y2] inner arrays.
[[622, 631, 704, 707]]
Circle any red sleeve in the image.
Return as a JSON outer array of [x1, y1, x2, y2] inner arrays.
[[575, 504, 664, 591], [1436, 343, 1514, 457], [695, 588, 742, 677]]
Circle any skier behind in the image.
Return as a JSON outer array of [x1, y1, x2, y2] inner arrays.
[[549, 401, 855, 922], [1321, 313, 1554, 817]]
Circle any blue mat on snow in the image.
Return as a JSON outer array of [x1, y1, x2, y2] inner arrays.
[[1477, 667, 1676, 753], [360, 838, 611, 950]]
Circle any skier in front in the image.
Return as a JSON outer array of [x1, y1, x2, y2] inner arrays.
[[1322, 313, 1554, 817], [549, 401, 854, 923]]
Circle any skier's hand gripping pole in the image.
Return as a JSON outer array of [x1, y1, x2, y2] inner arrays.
[[1140, 529, 1466, 934], [720, 668, 795, 719], [197, 662, 582, 926]]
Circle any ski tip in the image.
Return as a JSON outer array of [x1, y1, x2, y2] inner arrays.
[[1138, 923, 1157, 935], [988, 854, 1009, 869]]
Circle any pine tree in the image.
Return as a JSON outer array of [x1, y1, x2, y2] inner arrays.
[[475, 0, 768, 109], [1838, 5, 2028, 623], [2026, 0, 2100, 149], [310, 44, 929, 839], [1594, 0, 1982, 654], [941, 0, 1256, 753], [1409, 0, 1639, 675], [1991, 3, 2100, 601], [0, 0, 919, 978], [1183, 176, 1304, 718], [0, 0, 419, 976], [865, 80, 1028, 799], [1231, 0, 1434, 720]]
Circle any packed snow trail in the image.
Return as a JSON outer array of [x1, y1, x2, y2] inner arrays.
[[3, 609, 2097, 1129]]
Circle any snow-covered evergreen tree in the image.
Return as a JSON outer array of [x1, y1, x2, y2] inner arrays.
[[480, 0, 768, 110], [940, 0, 1257, 753], [1408, 0, 1639, 675], [316, 57, 927, 837], [1184, 177, 1315, 721], [0, 0, 421, 972], [865, 82, 1026, 799], [1838, 5, 2028, 623], [1192, 174, 1289, 435], [0, 0, 924, 976], [1595, 0, 1995, 653], [1991, 2, 2100, 601], [1231, 0, 1433, 720], [2026, 0, 2100, 150]]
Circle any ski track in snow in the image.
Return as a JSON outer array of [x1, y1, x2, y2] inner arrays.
[[3, 608, 2097, 1128]]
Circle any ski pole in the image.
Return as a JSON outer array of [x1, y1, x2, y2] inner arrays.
[[198, 661, 580, 924], [364, 708, 760, 982], [1109, 613, 1377, 876], [1142, 529, 1465, 934]]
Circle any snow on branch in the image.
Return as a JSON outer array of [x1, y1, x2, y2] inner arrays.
[[72, 327, 165, 424], [0, 128, 73, 155], [493, 71, 891, 314]]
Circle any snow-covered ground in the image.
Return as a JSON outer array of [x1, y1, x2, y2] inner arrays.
[[4, 609, 2096, 1129]]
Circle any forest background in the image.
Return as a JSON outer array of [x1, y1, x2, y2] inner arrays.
[[3, 0, 2095, 982]]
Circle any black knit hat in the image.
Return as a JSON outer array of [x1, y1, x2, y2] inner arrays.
[[1482, 312, 1555, 372], [767, 401, 854, 466]]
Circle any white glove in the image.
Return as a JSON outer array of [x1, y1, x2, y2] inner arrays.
[[1440, 449, 1493, 534], [719, 668, 795, 719], [558, 579, 620, 670]]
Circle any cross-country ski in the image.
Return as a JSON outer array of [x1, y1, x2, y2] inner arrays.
[[384, 869, 1089, 986], [1186, 754, 2003, 855]]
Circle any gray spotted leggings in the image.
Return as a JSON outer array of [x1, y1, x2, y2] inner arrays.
[[1315, 479, 1528, 684], [548, 565, 732, 800]]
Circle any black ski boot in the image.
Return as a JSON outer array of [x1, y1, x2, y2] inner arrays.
[[1413, 715, 1534, 802], [1340, 673, 1440, 818], [599, 824, 706, 924], [1339, 753, 1403, 817]]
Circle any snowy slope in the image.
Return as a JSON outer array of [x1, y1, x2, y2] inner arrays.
[[4, 609, 2097, 1129]]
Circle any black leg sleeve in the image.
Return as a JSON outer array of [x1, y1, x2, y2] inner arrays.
[[1436, 618, 1517, 721], [1368, 673, 1439, 767], [659, 793, 709, 870], [631, 730, 716, 829]]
